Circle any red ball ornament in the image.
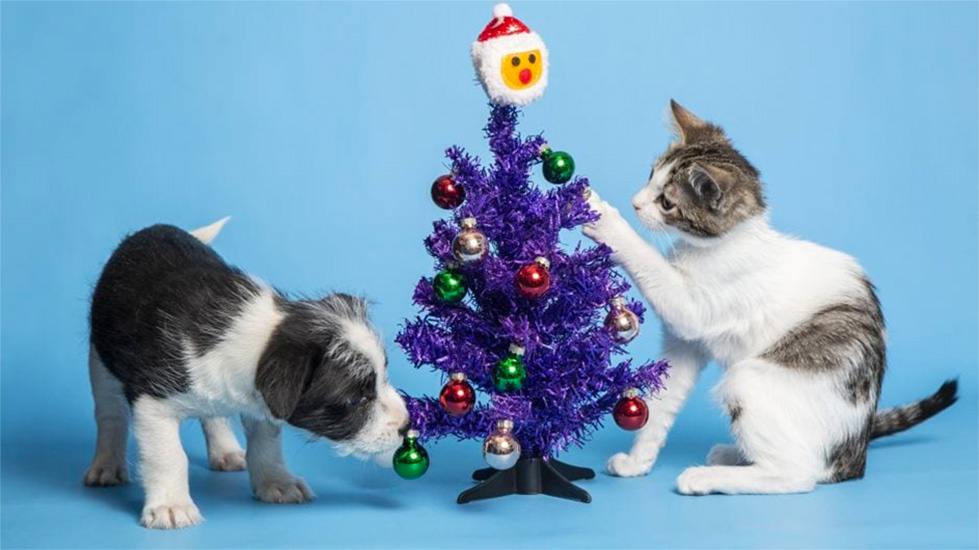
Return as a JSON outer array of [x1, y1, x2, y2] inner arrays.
[[516, 257, 551, 299], [613, 388, 648, 431], [431, 174, 465, 209], [439, 373, 476, 417]]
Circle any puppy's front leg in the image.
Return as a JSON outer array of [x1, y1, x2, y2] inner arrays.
[[242, 416, 315, 504], [132, 397, 202, 529]]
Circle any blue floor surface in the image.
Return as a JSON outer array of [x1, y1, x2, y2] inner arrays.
[[2, 366, 975, 549]]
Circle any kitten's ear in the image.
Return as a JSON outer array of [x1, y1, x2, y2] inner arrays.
[[689, 163, 731, 211], [670, 100, 725, 144], [670, 100, 706, 143]]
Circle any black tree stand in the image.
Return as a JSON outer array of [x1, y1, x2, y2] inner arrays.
[[457, 457, 595, 504]]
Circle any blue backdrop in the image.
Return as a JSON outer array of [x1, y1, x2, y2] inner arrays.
[[2, 2, 976, 548]]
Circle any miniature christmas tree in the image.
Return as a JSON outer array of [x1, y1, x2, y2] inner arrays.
[[395, 3, 669, 504]]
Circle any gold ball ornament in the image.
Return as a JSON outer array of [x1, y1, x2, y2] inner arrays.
[[483, 419, 521, 470], [452, 218, 489, 263]]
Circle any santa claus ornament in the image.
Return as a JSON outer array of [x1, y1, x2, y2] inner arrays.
[[471, 3, 549, 106]]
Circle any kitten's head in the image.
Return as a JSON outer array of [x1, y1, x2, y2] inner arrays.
[[632, 100, 766, 243]]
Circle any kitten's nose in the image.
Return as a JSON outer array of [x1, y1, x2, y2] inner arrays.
[[632, 198, 642, 210], [397, 420, 410, 437]]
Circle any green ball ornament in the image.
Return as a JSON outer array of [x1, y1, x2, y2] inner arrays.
[[393, 429, 429, 480], [433, 269, 467, 304], [541, 147, 575, 184], [493, 344, 527, 392]]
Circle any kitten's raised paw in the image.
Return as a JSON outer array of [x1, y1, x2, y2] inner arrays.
[[253, 476, 315, 504], [707, 444, 746, 466], [605, 452, 652, 478], [208, 449, 247, 472], [140, 500, 203, 529], [83, 460, 129, 486]]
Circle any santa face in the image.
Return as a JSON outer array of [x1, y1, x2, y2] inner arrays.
[[500, 49, 543, 90], [472, 35, 548, 107]]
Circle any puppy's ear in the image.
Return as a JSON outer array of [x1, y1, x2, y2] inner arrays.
[[256, 342, 318, 420]]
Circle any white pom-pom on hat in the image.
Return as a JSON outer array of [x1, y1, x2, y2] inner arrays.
[[492, 3, 513, 19]]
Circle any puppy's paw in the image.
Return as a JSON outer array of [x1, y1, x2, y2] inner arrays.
[[209, 449, 247, 472], [605, 452, 652, 478], [676, 466, 717, 495], [83, 460, 129, 487], [706, 444, 746, 466], [140, 500, 203, 529], [253, 476, 315, 504]]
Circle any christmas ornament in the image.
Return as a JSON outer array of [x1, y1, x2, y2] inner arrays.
[[515, 257, 551, 299], [540, 146, 575, 184], [393, 429, 430, 480], [483, 419, 521, 470], [471, 3, 549, 107], [439, 373, 476, 417], [613, 388, 649, 431], [493, 344, 527, 392], [431, 174, 465, 209], [605, 297, 640, 343], [452, 218, 489, 263], [433, 268, 467, 304]]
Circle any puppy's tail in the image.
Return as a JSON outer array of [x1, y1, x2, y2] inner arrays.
[[870, 379, 958, 439], [190, 216, 231, 245]]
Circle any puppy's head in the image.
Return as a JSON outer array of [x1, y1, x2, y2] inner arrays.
[[256, 294, 409, 458]]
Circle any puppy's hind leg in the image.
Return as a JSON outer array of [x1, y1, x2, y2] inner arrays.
[[242, 416, 314, 504], [201, 417, 246, 471], [84, 347, 130, 487]]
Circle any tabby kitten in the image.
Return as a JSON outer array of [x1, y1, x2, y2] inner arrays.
[[584, 100, 957, 494]]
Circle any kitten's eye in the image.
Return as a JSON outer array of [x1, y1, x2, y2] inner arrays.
[[659, 195, 675, 211], [511, 56, 521, 67]]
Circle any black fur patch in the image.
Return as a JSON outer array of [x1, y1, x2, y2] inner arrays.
[[257, 298, 379, 442], [90, 225, 259, 402]]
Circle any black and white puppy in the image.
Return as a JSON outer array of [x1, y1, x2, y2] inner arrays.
[[84, 218, 409, 529]]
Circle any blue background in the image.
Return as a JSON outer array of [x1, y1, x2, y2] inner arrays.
[[2, 2, 977, 548]]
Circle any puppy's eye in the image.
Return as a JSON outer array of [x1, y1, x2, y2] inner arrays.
[[659, 195, 675, 211], [511, 56, 521, 67]]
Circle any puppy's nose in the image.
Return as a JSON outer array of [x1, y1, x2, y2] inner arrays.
[[397, 421, 410, 437]]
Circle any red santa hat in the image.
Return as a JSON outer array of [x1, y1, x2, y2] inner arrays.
[[471, 3, 549, 106]]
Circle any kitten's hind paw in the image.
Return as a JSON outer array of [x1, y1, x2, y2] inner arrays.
[[605, 452, 652, 478]]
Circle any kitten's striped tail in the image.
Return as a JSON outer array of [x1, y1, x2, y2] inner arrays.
[[870, 379, 958, 439]]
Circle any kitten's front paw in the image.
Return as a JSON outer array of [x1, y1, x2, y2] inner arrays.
[[252, 475, 315, 504], [605, 452, 652, 478], [583, 190, 630, 248], [140, 500, 203, 529]]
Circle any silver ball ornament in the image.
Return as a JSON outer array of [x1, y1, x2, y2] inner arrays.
[[452, 218, 488, 263], [482, 419, 521, 470], [605, 297, 640, 343]]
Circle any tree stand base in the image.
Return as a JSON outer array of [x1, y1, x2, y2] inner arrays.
[[457, 457, 595, 504]]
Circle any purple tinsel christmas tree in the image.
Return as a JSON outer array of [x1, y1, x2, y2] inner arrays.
[[396, 104, 669, 503], [394, 3, 668, 503]]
